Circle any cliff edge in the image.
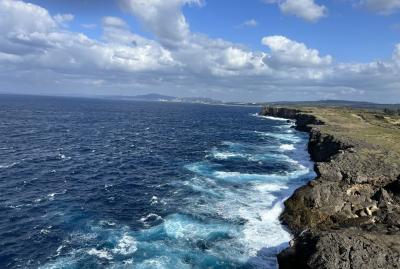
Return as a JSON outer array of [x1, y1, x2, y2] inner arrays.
[[261, 106, 400, 269]]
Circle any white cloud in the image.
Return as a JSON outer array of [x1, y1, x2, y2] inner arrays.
[[0, 0, 177, 74], [0, 0, 56, 33], [0, 0, 399, 103], [119, 0, 202, 48], [262, 35, 332, 68], [393, 44, 400, 64], [359, 0, 400, 15], [240, 19, 258, 28], [53, 13, 74, 26], [102, 16, 128, 29], [82, 23, 97, 29], [265, 0, 327, 22]]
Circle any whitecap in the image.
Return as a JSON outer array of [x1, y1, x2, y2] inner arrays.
[[241, 201, 292, 256], [209, 151, 242, 160], [252, 113, 290, 122], [55, 245, 63, 256], [0, 162, 18, 169], [253, 182, 288, 192], [40, 229, 51, 235], [47, 190, 66, 201], [140, 213, 163, 227], [99, 220, 117, 227], [211, 168, 309, 183], [162, 214, 236, 240], [112, 234, 137, 255], [134, 256, 191, 269], [87, 248, 113, 260], [255, 131, 301, 143], [279, 144, 295, 151], [150, 196, 159, 205]]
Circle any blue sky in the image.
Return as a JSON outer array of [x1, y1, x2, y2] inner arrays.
[[28, 0, 400, 62], [186, 0, 400, 62], [0, 0, 400, 102]]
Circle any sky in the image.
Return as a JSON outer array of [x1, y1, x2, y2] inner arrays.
[[0, 0, 400, 102]]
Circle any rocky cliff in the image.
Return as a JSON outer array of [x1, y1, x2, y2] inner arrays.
[[260, 106, 400, 269]]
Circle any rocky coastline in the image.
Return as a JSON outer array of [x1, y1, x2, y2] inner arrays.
[[261, 106, 400, 269]]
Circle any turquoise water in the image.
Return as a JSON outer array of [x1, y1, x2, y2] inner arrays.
[[0, 95, 315, 268]]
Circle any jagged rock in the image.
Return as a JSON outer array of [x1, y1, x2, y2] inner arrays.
[[373, 188, 392, 207], [386, 179, 400, 196], [278, 231, 400, 269], [260, 106, 400, 269]]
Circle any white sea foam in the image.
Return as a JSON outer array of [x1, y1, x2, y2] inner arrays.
[[112, 234, 137, 255], [87, 248, 113, 260], [255, 131, 301, 143], [210, 151, 243, 160], [47, 193, 56, 201], [279, 144, 295, 151], [163, 214, 235, 240], [209, 147, 291, 162], [98, 220, 116, 227], [251, 113, 289, 122], [140, 213, 163, 227], [55, 245, 63, 256], [40, 229, 51, 235], [150, 196, 159, 205], [47, 190, 67, 201], [184, 176, 294, 258], [0, 162, 18, 169], [134, 256, 191, 269], [212, 167, 309, 183], [39, 114, 314, 269], [253, 182, 288, 192], [241, 200, 291, 255]]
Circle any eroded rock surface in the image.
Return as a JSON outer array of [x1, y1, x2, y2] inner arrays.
[[261, 106, 400, 269]]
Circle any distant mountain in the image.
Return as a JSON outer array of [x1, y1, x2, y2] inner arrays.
[[129, 93, 176, 102], [105, 93, 223, 104]]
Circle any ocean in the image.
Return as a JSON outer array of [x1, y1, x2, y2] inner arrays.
[[0, 95, 315, 269]]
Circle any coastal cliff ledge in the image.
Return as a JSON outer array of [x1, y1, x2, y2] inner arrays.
[[261, 106, 400, 269]]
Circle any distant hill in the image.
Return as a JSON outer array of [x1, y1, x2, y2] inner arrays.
[[101, 95, 399, 110], [105, 93, 223, 104], [128, 93, 176, 102], [265, 100, 400, 110]]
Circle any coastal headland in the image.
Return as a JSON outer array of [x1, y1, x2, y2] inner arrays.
[[261, 105, 400, 268]]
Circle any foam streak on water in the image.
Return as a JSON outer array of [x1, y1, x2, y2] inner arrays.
[[0, 96, 315, 269]]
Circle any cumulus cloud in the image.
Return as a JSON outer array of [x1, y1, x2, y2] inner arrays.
[[393, 44, 400, 64], [0, 0, 399, 103], [262, 35, 332, 68], [0, 0, 176, 74], [0, 0, 56, 33], [53, 13, 74, 26], [119, 0, 202, 48], [102, 16, 128, 28], [81, 23, 97, 29], [265, 0, 327, 22], [358, 0, 400, 15]]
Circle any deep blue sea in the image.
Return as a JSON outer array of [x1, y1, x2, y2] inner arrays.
[[0, 95, 315, 269]]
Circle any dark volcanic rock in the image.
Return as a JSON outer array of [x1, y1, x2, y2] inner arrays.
[[260, 106, 400, 269], [278, 231, 400, 269]]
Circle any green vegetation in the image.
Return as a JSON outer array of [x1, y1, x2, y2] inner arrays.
[[294, 106, 400, 153]]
